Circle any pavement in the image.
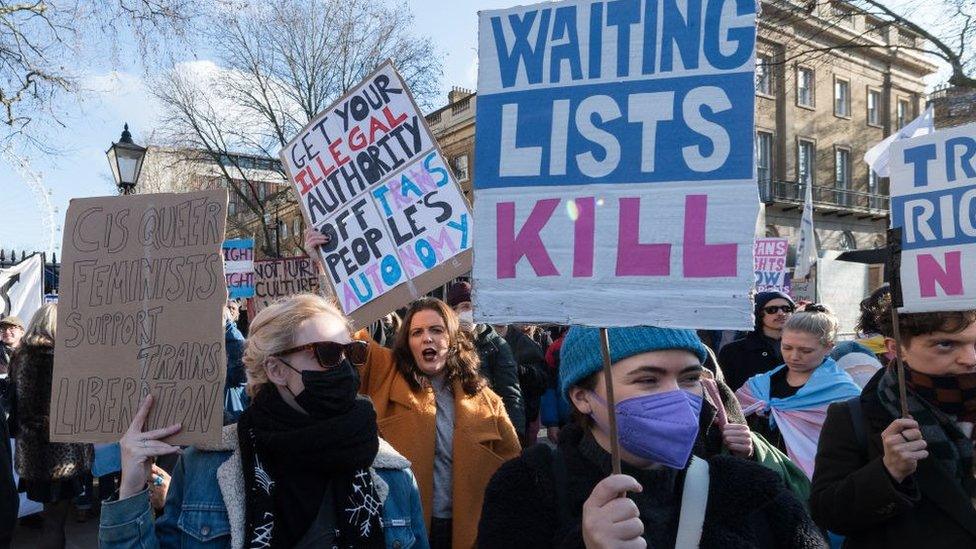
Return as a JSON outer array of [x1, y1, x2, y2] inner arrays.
[[11, 510, 100, 548]]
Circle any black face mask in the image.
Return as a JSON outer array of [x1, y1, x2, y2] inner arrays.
[[283, 359, 360, 418]]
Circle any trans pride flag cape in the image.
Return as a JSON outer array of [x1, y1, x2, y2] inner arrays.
[[736, 358, 861, 478]]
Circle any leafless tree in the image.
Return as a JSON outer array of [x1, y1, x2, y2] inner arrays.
[[151, 0, 442, 257], [0, 0, 202, 151], [762, 0, 975, 88]]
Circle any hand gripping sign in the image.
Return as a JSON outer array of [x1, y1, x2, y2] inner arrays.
[[280, 61, 472, 327]]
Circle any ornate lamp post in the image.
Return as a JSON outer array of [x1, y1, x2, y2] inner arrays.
[[106, 123, 147, 195]]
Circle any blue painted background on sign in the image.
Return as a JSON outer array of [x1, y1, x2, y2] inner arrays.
[[891, 188, 976, 250], [474, 72, 754, 189]]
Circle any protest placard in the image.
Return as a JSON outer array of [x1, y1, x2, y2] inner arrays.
[[279, 61, 472, 327], [889, 122, 976, 313], [473, 0, 760, 328], [223, 238, 255, 298], [49, 190, 228, 446], [754, 238, 789, 292], [251, 256, 322, 312]]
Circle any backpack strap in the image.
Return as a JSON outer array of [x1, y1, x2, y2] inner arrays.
[[675, 456, 710, 549], [846, 396, 868, 451]]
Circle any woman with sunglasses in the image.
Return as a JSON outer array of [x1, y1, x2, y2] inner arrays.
[[735, 304, 862, 478], [355, 297, 521, 549], [100, 294, 429, 548]]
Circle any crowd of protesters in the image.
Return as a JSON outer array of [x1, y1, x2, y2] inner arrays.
[[0, 231, 968, 548]]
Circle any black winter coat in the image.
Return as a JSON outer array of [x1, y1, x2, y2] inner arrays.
[[502, 328, 547, 423], [810, 372, 976, 548], [12, 344, 93, 482], [478, 423, 825, 549], [718, 331, 782, 391], [474, 325, 525, 434]]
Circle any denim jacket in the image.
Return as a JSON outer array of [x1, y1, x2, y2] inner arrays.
[[99, 425, 428, 549]]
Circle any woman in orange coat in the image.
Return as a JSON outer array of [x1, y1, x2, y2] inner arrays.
[[356, 297, 521, 549]]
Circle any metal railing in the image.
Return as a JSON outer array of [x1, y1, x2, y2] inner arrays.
[[758, 180, 889, 214]]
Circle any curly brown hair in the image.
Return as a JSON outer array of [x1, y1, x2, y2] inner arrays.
[[392, 297, 486, 396], [863, 285, 976, 343]]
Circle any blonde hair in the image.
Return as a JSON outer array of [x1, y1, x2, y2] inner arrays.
[[22, 303, 56, 348], [784, 304, 838, 347], [242, 293, 349, 396]]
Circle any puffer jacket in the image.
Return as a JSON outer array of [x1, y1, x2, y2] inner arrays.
[[473, 325, 525, 434]]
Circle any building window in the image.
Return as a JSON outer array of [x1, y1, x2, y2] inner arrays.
[[835, 148, 851, 206], [867, 89, 882, 126], [897, 98, 912, 129], [797, 67, 815, 108], [279, 219, 288, 240], [831, 5, 855, 28], [798, 139, 816, 197], [868, 170, 883, 209], [257, 183, 267, 201], [228, 199, 237, 216], [757, 131, 773, 186], [834, 78, 850, 117], [453, 155, 469, 182], [293, 217, 302, 237], [841, 230, 857, 250], [756, 55, 772, 95]]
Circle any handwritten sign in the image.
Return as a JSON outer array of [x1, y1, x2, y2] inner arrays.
[[754, 238, 789, 292], [252, 256, 321, 312], [49, 190, 228, 446], [473, 0, 760, 329], [890, 122, 976, 313], [280, 61, 472, 327], [223, 238, 255, 298]]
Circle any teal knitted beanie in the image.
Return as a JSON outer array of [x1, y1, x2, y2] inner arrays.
[[559, 326, 708, 399]]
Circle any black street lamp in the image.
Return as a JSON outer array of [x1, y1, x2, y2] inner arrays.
[[106, 123, 147, 195]]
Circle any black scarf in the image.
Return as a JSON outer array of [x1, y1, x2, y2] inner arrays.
[[237, 387, 384, 548], [878, 367, 975, 497]]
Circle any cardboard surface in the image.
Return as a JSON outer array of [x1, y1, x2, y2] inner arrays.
[[472, 0, 760, 329], [252, 256, 322, 313], [49, 190, 228, 446], [279, 61, 472, 327], [890, 122, 976, 313]]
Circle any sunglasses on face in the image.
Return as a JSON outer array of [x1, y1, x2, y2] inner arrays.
[[763, 305, 795, 315], [272, 340, 369, 369]]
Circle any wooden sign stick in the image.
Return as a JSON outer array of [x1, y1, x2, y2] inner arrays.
[[599, 328, 622, 476], [890, 307, 910, 418]]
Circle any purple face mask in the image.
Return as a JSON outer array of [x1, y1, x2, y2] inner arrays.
[[590, 389, 703, 469]]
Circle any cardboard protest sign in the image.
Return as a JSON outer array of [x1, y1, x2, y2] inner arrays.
[[473, 0, 760, 329], [890, 122, 976, 313], [280, 61, 472, 327], [754, 238, 789, 292], [223, 238, 255, 298], [49, 190, 228, 446], [252, 256, 321, 312]]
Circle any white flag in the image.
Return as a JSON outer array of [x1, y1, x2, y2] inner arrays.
[[0, 254, 43, 324], [863, 105, 934, 177], [794, 181, 817, 279]]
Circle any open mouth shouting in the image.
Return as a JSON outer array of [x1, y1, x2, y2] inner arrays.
[[421, 347, 439, 362]]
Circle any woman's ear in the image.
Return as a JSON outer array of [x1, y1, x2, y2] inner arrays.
[[265, 358, 288, 386], [884, 337, 900, 357], [568, 386, 593, 415]]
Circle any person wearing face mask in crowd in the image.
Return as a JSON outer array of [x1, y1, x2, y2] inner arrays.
[[444, 281, 526, 437], [99, 294, 428, 548], [478, 325, 824, 548], [354, 297, 520, 549], [810, 288, 976, 548], [736, 305, 861, 477], [720, 291, 796, 391]]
